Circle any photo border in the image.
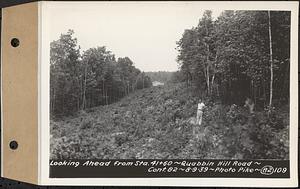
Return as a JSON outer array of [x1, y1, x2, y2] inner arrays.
[[40, 1, 298, 187]]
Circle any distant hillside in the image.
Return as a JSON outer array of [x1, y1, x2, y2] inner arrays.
[[145, 71, 174, 83]]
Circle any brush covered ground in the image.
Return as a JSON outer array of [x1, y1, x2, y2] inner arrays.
[[50, 83, 289, 160]]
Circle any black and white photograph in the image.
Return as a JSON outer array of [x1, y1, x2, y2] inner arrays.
[[0, 1, 297, 187], [49, 3, 292, 161]]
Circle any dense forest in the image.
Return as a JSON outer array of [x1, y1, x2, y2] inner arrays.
[[51, 10, 290, 160], [50, 30, 152, 117], [176, 10, 290, 108]]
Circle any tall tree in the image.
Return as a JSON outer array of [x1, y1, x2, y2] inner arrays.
[[50, 31, 152, 117], [50, 29, 81, 116], [177, 10, 290, 107], [268, 11, 274, 108]]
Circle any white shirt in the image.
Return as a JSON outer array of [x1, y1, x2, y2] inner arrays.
[[197, 102, 205, 111]]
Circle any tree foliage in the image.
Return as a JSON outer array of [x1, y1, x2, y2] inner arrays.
[[176, 11, 290, 107], [50, 30, 152, 117]]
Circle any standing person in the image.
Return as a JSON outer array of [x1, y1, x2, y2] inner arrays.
[[196, 100, 205, 125], [244, 97, 255, 114]]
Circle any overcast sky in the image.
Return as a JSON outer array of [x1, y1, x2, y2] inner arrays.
[[48, 2, 223, 72]]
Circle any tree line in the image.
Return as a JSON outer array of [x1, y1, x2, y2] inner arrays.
[[145, 71, 174, 84], [50, 30, 152, 117], [176, 10, 290, 108]]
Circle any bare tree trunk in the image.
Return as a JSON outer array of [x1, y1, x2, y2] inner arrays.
[[205, 43, 210, 95], [50, 89, 53, 113], [102, 80, 105, 105], [51, 88, 55, 114], [142, 75, 145, 88], [254, 82, 257, 105], [62, 92, 64, 114], [81, 64, 87, 110], [210, 52, 218, 95], [263, 78, 266, 107], [202, 66, 209, 94], [211, 74, 215, 93], [53, 89, 55, 113], [105, 89, 108, 105], [206, 65, 210, 94], [268, 11, 274, 108], [280, 61, 290, 100], [77, 95, 80, 111]]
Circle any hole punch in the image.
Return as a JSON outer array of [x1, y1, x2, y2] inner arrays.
[[11, 38, 20, 47], [9, 140, 18, 150]]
